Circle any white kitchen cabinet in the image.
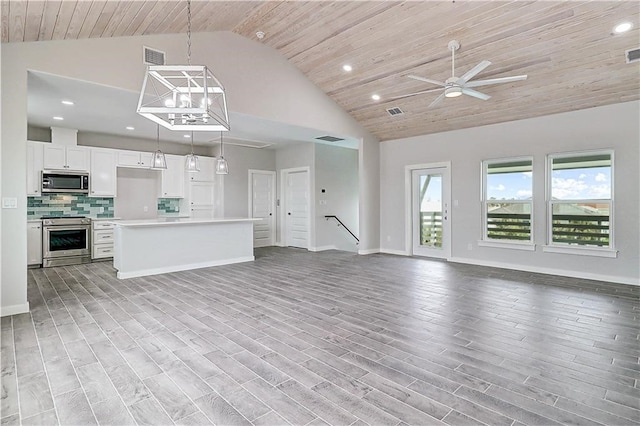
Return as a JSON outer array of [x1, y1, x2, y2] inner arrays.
[[117, 150, 153, 168], [43, 145, 89, 171], [90, 148, 117, 197], [27, 141, 44, 196], [92, 220, 115, 260], [27, 221, 42, 266], [187, 181, 215, 217], [188, 156, 215, 182], [160, 154, 185, 198]]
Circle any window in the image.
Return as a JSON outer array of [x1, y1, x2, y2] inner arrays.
[[547, 151, 614, 251], [481, 157, 533, 247]]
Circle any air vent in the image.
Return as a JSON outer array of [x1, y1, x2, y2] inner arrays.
[[386, 107, 404, 116], [143, 46, 166, 65], [315, 135, 345, 142], [626, 47, 640, 64]]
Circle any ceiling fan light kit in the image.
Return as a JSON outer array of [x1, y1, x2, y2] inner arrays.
[[398, 40, 528, 108]]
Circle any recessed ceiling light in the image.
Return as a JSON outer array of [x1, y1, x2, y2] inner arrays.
[[61, 100, 74, 106], [53, 116, 64, 120], [184, 134, 190, 138], [371, 94, 381, 101], [342, 64, 353, 72], [613, 22, 633, 34], [126, 126, 135, 130], [256, 31, 265, 39]]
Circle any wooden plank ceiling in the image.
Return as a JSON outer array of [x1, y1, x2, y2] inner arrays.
[[2, 1, 639, 141]]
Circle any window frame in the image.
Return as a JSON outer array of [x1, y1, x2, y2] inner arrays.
[[544, 149, 617, 257], [479, 156, 535, 250]]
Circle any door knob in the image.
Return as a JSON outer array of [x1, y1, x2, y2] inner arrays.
[[269, 213, 272, 216], [288, 212, 291, 215]]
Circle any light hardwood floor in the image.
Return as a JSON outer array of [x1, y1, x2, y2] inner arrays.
[[1, 247, 639, 425]]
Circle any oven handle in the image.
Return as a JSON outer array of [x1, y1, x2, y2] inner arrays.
[[43, 225, 91, 232]]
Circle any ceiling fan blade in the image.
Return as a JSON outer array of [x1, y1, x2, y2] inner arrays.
[[458, 60, 492, 85], [389, 88, 444, 100], [407, 75, 446, 87], [464, 74, 528, 88], [461, 88, 491, 101], [428, 92, 446, 108]]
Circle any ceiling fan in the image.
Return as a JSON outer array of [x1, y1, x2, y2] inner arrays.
[[393, 40, 528, 108]]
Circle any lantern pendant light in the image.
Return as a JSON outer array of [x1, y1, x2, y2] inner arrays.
[[185, 131, 200, 172], [216, 131, 229, 175], [151, 124, 167, 169], [137, 0, 230, 132]]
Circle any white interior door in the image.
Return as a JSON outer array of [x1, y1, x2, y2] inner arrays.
[[284, 169, 309, 249], [249, 170, 276, 247], [411, 166, 450, 258]]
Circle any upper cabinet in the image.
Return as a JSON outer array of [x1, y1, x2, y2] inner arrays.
[[117, 150, 153, 168], [188, 156, 216, 182], [160, 155, 185, 198], [27, 141, 44, 196], [43, 145, 89, 171], [90, 148, 117, 197]]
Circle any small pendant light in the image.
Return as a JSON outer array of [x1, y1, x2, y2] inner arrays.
[[185, 131, 200, 172], [216, 131, 229, 175], [151, 124, 167, 169]]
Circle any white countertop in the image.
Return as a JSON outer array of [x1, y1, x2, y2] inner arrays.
[[112, 217, 262, 227]]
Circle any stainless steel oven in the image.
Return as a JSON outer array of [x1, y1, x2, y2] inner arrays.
[[42, 217, 92, 267]]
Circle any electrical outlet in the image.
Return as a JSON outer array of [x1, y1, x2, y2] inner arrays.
[[143, 206, 148, 212], [386, 235, 391, 242], [467, 243, 473, 250]]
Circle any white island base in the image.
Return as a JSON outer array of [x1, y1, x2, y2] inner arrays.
[[112, 218, 260, 279]]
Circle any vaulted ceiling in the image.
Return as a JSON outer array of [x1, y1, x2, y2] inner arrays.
[[2, 1, 639, 141]]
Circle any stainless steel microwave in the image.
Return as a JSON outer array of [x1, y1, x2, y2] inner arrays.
[[42, 171, 90, 194]]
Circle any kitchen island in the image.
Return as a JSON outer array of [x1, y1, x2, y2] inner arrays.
[[111, 217, 261, 279]]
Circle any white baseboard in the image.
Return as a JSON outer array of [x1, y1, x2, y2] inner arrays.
[[358, 248, 380, 255], [116, 256, 255, 279], [379, 248, 410, 256], [309, 245, 337, 252], [449, 256, 639, 286], [0, 302, 30, 317]]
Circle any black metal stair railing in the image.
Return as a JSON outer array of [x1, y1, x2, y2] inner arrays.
[[324, 215, 359, 244]]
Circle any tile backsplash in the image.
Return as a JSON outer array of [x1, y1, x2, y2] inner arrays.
[[27, 194, 114, 218], [157, 198, 180, 214]]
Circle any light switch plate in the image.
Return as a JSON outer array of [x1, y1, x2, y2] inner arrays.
[[2, 197, 17, 209]]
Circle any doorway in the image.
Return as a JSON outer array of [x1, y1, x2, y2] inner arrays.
[[406, 163, 451, 259], [249, 170, 276, 247], [281, 167, 310, 249]]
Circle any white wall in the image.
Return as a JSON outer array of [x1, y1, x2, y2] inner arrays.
[[315, 144, 359, 252], [1, 30, 380, 316], [380, 101, 640, 285], [222, 145, 276, 217]]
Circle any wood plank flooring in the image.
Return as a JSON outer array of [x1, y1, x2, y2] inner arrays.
[[1, 247, 639, 425]]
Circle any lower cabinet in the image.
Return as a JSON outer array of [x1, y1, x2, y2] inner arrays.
[[27, 221, 42, 266], [92, 220, 115, 260]]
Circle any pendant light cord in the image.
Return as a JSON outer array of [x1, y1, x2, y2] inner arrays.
[[190, 131, 195, 155], [156, 124, 160, 150], [186, 0, 192, 66], [220, 131, 224, 157]]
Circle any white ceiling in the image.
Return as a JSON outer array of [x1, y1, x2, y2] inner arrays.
[[27, 71, 359, 150]]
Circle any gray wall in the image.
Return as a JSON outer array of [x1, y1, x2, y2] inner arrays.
[[315, 144, 359, 252], [380, 101, 640, 284], [222, 144, 276, 217], [1, 30, 379, 314], [114, 168, 160, 220]]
